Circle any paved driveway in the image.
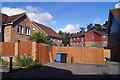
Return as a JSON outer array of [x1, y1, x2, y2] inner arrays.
[[2, 61, 120, 78]]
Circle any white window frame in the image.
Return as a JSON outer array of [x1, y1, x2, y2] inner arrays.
[[17, 26, 23, 34], [82, 38, 84, 42], [74, 38, 76, 40], [103, 35, 106, 38], [82, 44, 84, 47], [0, 27, 1, 33], [77, 37, 79, 39], [58, 40, 59, 42], [25, 27, 30, 35], [92, 42, 95, 44]]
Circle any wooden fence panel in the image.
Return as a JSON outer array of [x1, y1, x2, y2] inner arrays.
[[38, 44, 50, 64], [18, 42, 32, 56], [2, 42, 15, 56], [52, 46, 105, 65]]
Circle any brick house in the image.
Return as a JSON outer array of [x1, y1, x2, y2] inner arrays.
[[85, 30, 108, 47], [32, 21, 63, 46], [70, 32, 85, 47], [107, 8, 120, 62], [0, 12, 33, 42], [70, 30, 108, 47]]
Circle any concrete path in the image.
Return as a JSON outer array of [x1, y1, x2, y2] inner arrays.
[[2, 61, 120, 78]]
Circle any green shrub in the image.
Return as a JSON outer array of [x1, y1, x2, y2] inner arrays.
[[15, 55, 41, 67], [1, 59, 8, 66]]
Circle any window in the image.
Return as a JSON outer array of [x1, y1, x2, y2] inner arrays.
[[74, 38, 76, 40], [82, 44, 84, 47], [77, 42, 79, 44], [92, 42, 95, 44], [25, 27, 30, 35], [103, 35, 106, 38], [58, 40, 59, 42], [81, 38, 84, 42], [53, 39, 55, 41], [0, 24, 1, 33], [77, 37, 79, 39], [17, 26, 23, 34], [92, 35, 94, 39]]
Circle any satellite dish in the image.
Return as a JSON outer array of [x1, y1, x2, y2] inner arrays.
[[115, 2, 120, 8]]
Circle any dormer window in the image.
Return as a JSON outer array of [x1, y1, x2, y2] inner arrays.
[[25, 27, 30, 35], [17, 25, 23, 34]]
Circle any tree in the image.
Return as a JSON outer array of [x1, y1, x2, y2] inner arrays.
[[94, 24, 102, 31], [79, 27, 86, 33], [58, 31, 71, 46], [29, 32, 52, 45], [102, 21, 108, 31], [87, 23, 94, 31]]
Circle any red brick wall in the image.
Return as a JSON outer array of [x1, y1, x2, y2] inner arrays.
[[85, 31, 101, 41], [11, 16, 33, 42]]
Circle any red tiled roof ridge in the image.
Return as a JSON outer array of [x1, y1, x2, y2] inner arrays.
[[32, 21, 62, 39]]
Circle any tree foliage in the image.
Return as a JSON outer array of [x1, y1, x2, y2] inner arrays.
[[58, 31, 71, 46], [87, 22, 107, 31], [29, 32, 52, 45]]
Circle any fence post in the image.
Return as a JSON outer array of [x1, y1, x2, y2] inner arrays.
[[9, 57, 13, 72], [32, 42, 37, 61]]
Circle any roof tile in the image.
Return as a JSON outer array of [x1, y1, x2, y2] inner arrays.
[[33, 21, 62, 39]]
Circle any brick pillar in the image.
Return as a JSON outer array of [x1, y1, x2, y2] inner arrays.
[[32, 42, 37, 61], [14, 42, 18, 56]]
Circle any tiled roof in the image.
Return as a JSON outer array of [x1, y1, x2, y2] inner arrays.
[[5, 13, 25, 23], [95, 31, 107, 35], [0, 13, 8, 23], [71, 32, 85, 38], [110, 8, 120, 23], [0, 12, 25, 23], [71, 30, 107, 38], [32, 21, 63, 39]]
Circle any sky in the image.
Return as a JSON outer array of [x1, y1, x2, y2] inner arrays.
[[1, 2, 119, 33]]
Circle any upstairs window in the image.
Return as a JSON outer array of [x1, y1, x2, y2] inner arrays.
[[25, 27, 30, 35], [81, 38, 84, 42], [17, 26, 23, 34], [0, 24, 1, 33], [92, 35, 94, 39], [77, 37, 79, 39]]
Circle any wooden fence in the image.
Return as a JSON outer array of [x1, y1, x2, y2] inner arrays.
[[0, 42, 15, 56], [18, 42, 32, 56], [1, 42, 110, 64], [52, 46, 105, 64]]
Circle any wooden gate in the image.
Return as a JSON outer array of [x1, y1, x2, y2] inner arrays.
[[37, 43, 51, 64]]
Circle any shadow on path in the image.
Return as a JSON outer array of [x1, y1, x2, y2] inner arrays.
[[2, 65, 119, 79]]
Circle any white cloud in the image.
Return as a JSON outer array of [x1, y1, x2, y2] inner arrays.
[[26, 5, 39, 13], [1, 6, 55, 26], [60, 24, 79, 33], [1, 7, 25, 16], [115, 2, 120, 8]]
